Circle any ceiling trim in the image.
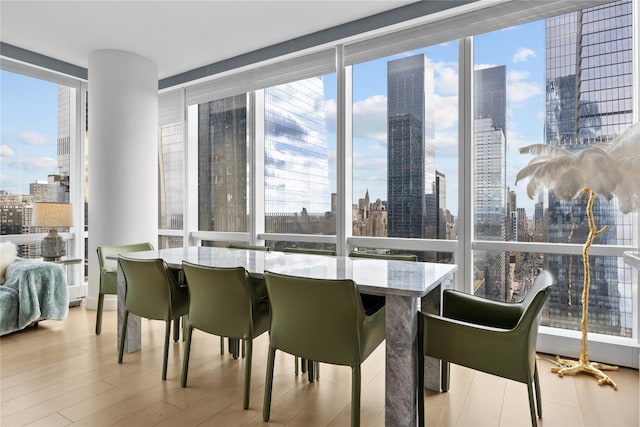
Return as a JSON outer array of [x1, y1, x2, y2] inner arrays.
[[158, 0, 474, 90], [0, 42, 88, 81]]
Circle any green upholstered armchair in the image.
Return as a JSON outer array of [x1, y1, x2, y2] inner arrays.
[[95, 242, 154, 335], [418, 270, 554, 427], [117, 256, 189, 380], [180, 262, 269, 410], [263, 271, 385, 427]]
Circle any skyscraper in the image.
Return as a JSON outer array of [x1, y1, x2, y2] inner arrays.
[[386, 54, 435, 239], [545, 0, 634, 336], [473, 66, 507, 300], [198, 95, 248, 232], [264, 78, 330, 216]]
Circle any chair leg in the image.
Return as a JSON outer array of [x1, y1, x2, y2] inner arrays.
[[351, 365, 361, 427], [95, 293, 105, 335], [181, 325, 194, 387], [118, 310, 129, 364], [220, 336, 224, 355], [308, 359, 315, 383], [441, 361, 450, 392], [534, 363, 542, 419], [243, 339, 253, 409], [173, 318, 180, 342], [526, 380, 538, 427], [242, 339, 246, 358], [263, 345, 277, 422], [295, 356, 299, 375], [162, 320, 171, 380]]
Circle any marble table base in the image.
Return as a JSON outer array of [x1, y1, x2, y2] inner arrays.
[[384, 284, 444, 427]]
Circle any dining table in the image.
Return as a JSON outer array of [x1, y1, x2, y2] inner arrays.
[[112, 245, 457, 427]]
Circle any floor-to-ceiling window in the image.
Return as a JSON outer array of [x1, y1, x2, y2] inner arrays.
[[263, 75, 337, 251], [350, 42, 459, 261], [472, 0, 635, 340], [0, 67, 85, 299], [150, 0, 637, 364]]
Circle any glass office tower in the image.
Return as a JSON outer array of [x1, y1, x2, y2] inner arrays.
[[198, 95, 248, 233], [386, 54, 436, 239], [473, 66, 507, 300], [545, 0, 634, 336], [264, 77, 330, 216]]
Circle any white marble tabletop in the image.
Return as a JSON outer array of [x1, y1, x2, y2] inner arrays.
[[114, 245, 457, 297]]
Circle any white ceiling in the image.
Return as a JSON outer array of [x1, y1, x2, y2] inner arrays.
[[0, 0, 417, 79]]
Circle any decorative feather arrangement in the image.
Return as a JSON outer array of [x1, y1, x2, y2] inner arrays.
[[515, 122, 640, 390], [516, 122, 640, 212]]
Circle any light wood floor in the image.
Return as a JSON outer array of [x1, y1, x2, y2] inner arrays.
[[1, 303, 638, 427]]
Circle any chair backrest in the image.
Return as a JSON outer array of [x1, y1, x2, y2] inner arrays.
[[118, 255, 177, 321], [264, 271, 364, 366], [349, 251, 417, 261], [282, 247, 337, 256], [519, 270, 554, 350], [227, 243, 271, 251], [182, 262, 256, 339], [97, 242, 154, 272]]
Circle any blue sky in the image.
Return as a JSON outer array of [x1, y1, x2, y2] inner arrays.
[[1, 71, 59, 195], [1, 20, 545, 220], [326, 20, 545, 217]]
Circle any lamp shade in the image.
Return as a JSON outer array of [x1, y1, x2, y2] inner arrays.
[[32, 203, 73, 228]]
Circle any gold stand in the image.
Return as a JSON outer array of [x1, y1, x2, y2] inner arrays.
[[550, 188, 618, 389]]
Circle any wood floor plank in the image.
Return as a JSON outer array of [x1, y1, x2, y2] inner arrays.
[[1, 303, 638, 427]]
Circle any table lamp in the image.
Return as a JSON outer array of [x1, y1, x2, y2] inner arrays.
[[32, 202, 73, 261]]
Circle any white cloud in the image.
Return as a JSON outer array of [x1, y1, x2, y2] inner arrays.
[[353, 95, 387, 142], [508, 81, 542, 103], [507, 70, 530, 82], [14, 157, 58, 170], [433, 61, 458, 95], [0, 144, 13, 158], [433, 95, 458, 130], [513, 47, 536, 63], [17, 130, 49, 145]]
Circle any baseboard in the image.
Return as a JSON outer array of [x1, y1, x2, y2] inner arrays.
[[538, 326, 640, 369], [84, 294, 117, 311]]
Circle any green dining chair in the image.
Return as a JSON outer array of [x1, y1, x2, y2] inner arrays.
[[95, 242, 154, 335], [418, 270, 554, 427], [263, 271, 385, 427], [117, 255, 189, 380], [224, 242, 270, 358], [181, 262, 269, 409], [282, 246, 337, 379]]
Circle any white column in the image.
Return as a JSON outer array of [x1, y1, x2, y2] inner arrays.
[[87, 50, 158, 311]]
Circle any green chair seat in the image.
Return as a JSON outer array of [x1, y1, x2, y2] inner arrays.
[[418, 270, 554, 427]]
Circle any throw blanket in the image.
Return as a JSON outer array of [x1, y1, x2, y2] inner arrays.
[[0, 258, 69, 336]]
